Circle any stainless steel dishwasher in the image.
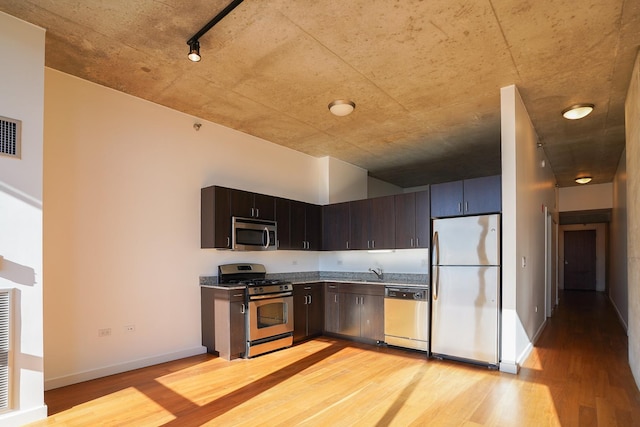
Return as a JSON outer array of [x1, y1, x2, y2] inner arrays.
[[384, 286, 429, 351]]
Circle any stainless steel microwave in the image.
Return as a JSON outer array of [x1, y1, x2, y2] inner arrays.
[[232, 217, 277, 251]]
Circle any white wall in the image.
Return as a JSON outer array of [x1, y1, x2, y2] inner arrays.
[[0, 12, 48, 426], [321, 156, 368, 204], [43, 69, 329, 389], [368, 176, 403, 198], [500, 85, 557, 373], [625, 51, 640, 389], [558, 183, 613, 211], [610, 149, 628, 329]]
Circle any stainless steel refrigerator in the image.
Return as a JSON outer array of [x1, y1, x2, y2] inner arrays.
[[431, 214, 500, 366]]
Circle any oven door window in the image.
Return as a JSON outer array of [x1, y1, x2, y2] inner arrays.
[[249, 296, 293, 340], [257, 301, 287, 329]]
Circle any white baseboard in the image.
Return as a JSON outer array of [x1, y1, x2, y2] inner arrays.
[[609, 294, 629, 333], [45, 346, 207, 391], [0, 404, 48, 427], [499, 361, 519, 374]]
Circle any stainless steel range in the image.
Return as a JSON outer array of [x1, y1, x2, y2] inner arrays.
[[218, 263, 293, 358]]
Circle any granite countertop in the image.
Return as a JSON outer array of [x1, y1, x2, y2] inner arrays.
[[200, 271, 428, 288]]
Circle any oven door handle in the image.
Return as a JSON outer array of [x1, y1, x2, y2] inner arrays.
[[249, 292, 292, 300]]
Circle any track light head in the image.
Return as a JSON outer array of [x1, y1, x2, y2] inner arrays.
[[188, 40, 201, 62]]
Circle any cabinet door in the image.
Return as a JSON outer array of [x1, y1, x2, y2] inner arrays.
[[370, 196, 395, 249], [307, 284, 324, 337], [275, 197, 291, 250], [229, 189, 254, 218], [349, 199, 369, 250], [305, 204, 322, 250], [338, 293, 361, 337], [360, 294, 384, 341], [323, 202, 351, 250], [395, 192, 416, 249], [290, 201, 307, 250], [201, 186, 231, 249], [253, 193, 275, 220], [463, 175, 501, 215], [431, 180, 464, 218], [293, 288, 308, 343], [414, 189, 430, 248], [324, 284, 340, 333], [229, 294, 246, 358]]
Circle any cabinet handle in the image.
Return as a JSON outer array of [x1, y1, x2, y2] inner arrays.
[[308, 294, 312, 304], [241, 303, 245, 314], [304, 295, 309, 304], [334, 295, 338, 303], [458, 202, 462, 213], [371, 240, 375, 249], [465, 201, 469, 212], [227, 236, 230, 247], [416, 238, 419, 247], [346, 241, 349, 250], [304, 286, 312, 290], [256, 208, 260, 217], [251, 207, 255, 217], [410, 238, 414, 248]]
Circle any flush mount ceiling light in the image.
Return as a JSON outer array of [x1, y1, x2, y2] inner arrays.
[[328, 100, 356, 116], [575, 176, 592, 184], [562, 103, 595, 120], [186, 0, 244, 62]]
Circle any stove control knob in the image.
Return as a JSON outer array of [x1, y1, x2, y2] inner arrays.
[[259, 287, 264, 293]]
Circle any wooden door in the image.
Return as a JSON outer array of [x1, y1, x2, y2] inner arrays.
[[564, 230, 596, 290]]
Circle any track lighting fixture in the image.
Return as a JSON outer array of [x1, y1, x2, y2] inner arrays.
[[186, 0, 244, 62]]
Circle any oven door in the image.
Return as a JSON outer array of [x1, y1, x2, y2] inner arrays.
[[248, 293, 294, 340]]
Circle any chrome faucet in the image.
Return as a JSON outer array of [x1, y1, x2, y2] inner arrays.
[[369, 268, 383, 280]]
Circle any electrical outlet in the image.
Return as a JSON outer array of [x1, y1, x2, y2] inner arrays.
[[124, 325, 135, 332], [98, 328, 111, 337]]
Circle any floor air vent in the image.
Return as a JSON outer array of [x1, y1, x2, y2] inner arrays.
[[0, 290, 11, 412], [0, 116, 21, 159]]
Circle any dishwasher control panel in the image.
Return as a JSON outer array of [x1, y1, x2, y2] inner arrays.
[[385, 287, 428, 300]]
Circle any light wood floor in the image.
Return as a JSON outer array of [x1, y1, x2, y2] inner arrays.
[[28, 291, 640, 426]]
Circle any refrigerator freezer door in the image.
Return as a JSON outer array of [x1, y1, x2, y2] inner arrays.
[[431, 265, 499, 364], [432, 214, 500, 266]]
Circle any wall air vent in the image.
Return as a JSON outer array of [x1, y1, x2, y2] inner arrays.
[[0, 116, 21, 159], [0, 290, 11, 412]]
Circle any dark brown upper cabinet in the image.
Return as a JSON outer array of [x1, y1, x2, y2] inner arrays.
[[349, 196, 395, 250], [230, 188, 275, 220], [431, 175, 501, 218], [395, 189, 430, 249], [290, 201, 321, 250], [322, 202, 351, 251], [201, 185, 231, 249]]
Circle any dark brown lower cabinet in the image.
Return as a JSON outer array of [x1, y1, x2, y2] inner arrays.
[[201, 287, 246, 360], [294, 283, 324, 343], [324, 283, 340, 334]]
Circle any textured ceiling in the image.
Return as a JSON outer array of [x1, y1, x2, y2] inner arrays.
[[1, 0, 638, 188]]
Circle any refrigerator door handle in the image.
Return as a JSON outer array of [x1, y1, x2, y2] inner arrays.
[[432, 231, 440, 301]]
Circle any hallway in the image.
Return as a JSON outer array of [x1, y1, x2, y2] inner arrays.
[[519, 290, 640, 425]]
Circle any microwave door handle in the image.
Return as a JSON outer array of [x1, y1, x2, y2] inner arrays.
[[263, 227, 270, 248]]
